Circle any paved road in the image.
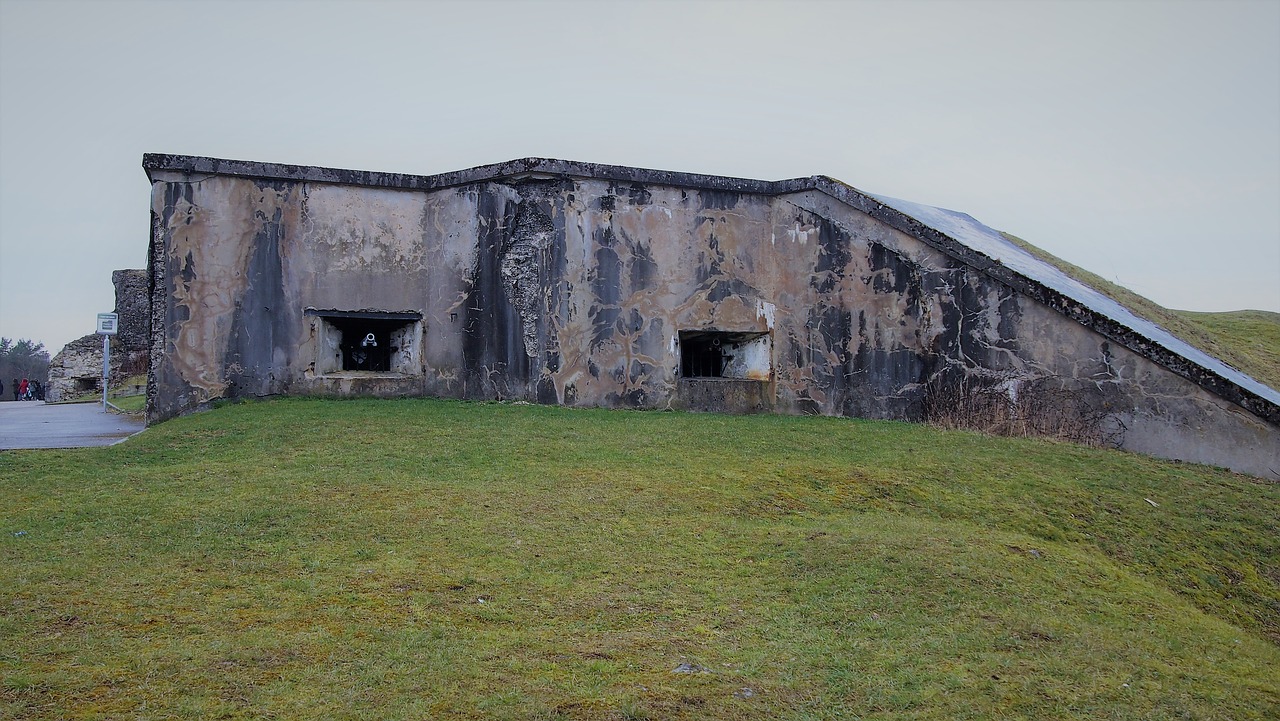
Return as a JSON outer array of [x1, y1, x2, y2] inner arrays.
[[0, 401, 146, 450]]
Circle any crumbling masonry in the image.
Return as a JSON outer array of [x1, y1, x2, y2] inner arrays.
[[47, 269, 149, 402], [142, 155, 1280, 478]]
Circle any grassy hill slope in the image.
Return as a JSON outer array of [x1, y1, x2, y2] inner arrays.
[[2, 398, 1277, 719], [1001, 233, 1280, 390], [1172, 309, 1280, 389]]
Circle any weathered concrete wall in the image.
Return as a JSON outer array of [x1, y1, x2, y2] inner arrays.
[[144, 157, 1279, 478], [1014, 300, 1280, 474]]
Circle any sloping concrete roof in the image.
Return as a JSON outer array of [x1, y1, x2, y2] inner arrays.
[[142, 154, 1280, 424], [867, 195, 1280, 410]]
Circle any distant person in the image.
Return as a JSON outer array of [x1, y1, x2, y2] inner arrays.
[[0, 379, 4, 400], [33, 380, 44, 401], [18, 378, 29, 401], [10, 379, 16, 401]]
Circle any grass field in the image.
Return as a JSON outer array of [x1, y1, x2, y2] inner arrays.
[[2, 398, 1278, 719]]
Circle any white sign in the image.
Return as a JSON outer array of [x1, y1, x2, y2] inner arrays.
[[96, 313, 119, 335]]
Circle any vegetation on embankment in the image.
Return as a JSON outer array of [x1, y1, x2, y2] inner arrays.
[[1172, 309, 1280, 389], [2, 398, 1277, 719], [1001, 232, 1280, 390]]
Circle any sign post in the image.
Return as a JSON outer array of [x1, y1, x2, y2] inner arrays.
[[96, 313, 119, 412]]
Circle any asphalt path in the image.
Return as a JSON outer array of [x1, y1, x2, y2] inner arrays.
[[0, 401, 145, 450]]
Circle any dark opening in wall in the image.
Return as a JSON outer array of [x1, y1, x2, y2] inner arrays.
[[681, 332, 726, 377], [307, 310, 423, 375], [332, 317, 400, 371], [74, 377, 99, 393], [678, 330, 771, 379]]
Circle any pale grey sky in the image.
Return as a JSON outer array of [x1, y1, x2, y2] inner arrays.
[[2, 0, 1278, 356]]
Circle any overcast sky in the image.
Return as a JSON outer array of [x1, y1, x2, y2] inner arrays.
[[1, 0, 1277, 356]]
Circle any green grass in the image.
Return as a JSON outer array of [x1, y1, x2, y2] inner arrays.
[[1001, 232, 1280, 390], [1172, 310, 1280, 389], [2, 398, 1277, 719], [107, 393, 146, 413]]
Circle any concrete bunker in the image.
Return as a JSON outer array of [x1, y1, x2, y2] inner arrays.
[[142, 154, 1279, 478]]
